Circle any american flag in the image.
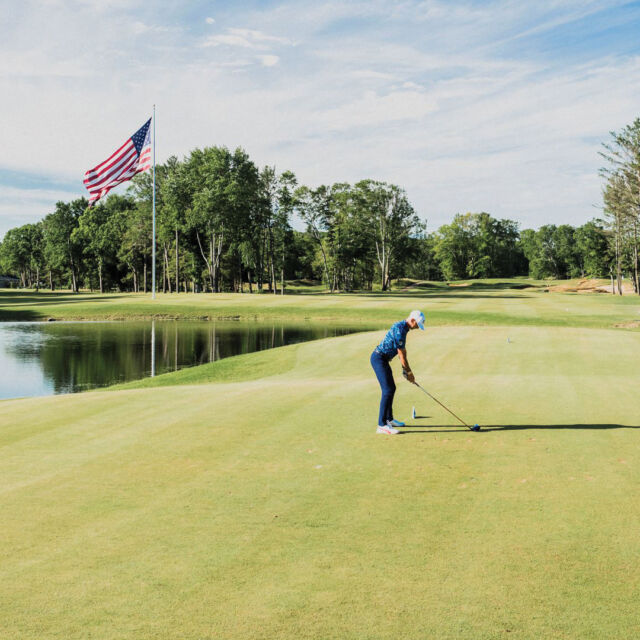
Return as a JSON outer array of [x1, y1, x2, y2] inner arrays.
[[83, 118, 152, 206]]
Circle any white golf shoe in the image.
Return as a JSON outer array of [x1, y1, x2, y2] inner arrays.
[[376, 423, 399, 435], [388, 419, 405, 427]]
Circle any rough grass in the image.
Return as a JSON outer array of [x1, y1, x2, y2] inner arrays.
[[1, 309, 640, 638]]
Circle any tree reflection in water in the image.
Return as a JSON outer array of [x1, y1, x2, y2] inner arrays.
[[0, 321, 365, 398]]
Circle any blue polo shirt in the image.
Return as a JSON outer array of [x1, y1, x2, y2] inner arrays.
[[375, 320, 409, 360]]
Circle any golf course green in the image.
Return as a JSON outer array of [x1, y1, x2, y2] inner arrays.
[[1, 282, 639, 639]]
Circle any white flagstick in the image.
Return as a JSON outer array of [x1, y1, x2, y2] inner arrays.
[[152, 105, 157, 300]]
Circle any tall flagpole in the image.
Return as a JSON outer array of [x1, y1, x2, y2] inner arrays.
[[152, 105, 156, 300]]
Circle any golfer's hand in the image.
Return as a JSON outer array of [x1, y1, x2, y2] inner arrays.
[[406, 370, 415, 384]]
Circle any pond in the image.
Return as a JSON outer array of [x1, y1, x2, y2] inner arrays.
[[0, 321, 368, 399]]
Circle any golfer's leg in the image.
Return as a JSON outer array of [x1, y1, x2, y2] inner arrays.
[[371, 352, 391, 426], [383, 364, 396, 424]]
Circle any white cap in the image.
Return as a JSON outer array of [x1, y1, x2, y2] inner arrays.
[[408, 309, 425, 330]]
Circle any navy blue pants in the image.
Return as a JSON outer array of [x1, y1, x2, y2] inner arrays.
[[370, 350, 395, 426]]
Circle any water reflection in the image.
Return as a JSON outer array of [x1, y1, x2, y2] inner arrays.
[[0, 321, 366, 399]]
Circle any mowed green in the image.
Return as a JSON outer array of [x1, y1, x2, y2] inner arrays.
[[1, 287, 639, 639]]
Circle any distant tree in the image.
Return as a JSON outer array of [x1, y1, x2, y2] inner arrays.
[[354, 180, 419, 291], [268, 169, 297, 294], [160, 157, 189, 293], [130, 158, 174, 292], [333, 185, 377, 290], [183, 147, 232, 293], [42, 199, 87, 292], [434, 213, 525, 280], [390, 218, 426, 282], [554, 225, 581, 278], [480, 216, 525, 278], [75, 195, 134, 292], [574, 221, 611, 277], [403, 230, 441, 281], [520, 225, 586, 280], [224, 149, 262, 293], [0, 224, 43, 288], [6, 133, 632, 296], [286, 230, 317, 282], [433, 214, 475, 280], [118, 202, 152, 292], [600, 118, 640, 294], [523, 225, 563, 279], [29, 222, 45, 291], [294, 185, 333, 288]]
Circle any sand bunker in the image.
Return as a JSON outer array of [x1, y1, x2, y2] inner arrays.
[[614, 321, 640, 329], [546, 278, 635, 294], [594, 281, 636, 295]]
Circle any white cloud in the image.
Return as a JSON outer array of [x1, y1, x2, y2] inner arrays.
[[0, 186, 79, 240], [129, 21, 173, 35], [258, 54, 280, 67], [0, 50, 91, 78], [492, 0, 630, 45], [351, 70, 396, 81], [1, 0, 639, 235], [201, 27, 293, 49], [131, 21, 152, 35], [229, 28, 293, 45], [0, 186, 75, 204], [205, 17, 215, 25], [201, 33, 255, 48], [74, 0, 143, 10], [315, 89, 438, 131]]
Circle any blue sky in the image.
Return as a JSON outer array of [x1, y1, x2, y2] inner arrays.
[[1, 0, 640, 239]]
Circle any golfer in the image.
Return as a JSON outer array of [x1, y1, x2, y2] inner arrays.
[[371, 310, 425, 434]]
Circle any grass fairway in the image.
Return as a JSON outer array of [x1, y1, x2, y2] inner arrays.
[[1, 279, 639, 330], [1, 287, 639, 638]]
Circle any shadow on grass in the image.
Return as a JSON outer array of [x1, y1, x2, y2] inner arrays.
[[0, 293, 131, 306], [0, 310, 42, 321], [271, 290, 538, 301], [399, 423, 639, 433], [344, 290, 534, 300], [0, 292, 141, 321], [450, 282, 538, 291], [273, 279, 542, 298]]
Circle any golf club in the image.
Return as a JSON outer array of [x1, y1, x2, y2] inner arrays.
[[403, 371, 480, 431]]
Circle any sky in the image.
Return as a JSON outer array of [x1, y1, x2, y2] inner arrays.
[[1, 0, 640, 239]]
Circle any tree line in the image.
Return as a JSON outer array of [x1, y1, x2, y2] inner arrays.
[[1, 121, 639, 294], [599, 118, 640, 295], [0, 147, 423, 294]]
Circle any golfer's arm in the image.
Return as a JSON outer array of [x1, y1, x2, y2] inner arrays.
[[398, 348, 411, 372]]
